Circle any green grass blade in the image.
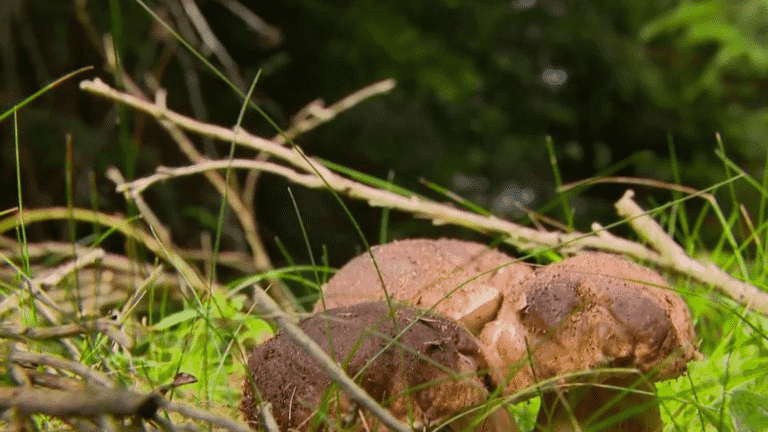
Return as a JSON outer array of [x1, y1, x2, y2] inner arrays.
[[545, 135, 573, 227], [317, 158, 417, 197], [667, 134, 691, 248], [379, 170, 396, 244], [211, 71, 262, 285], [419, 177, 491, 215], [0, 66, 93, 123], [13, 112, 34, 324], [715, 149, 768, 199], [287, 187, 320, 288]]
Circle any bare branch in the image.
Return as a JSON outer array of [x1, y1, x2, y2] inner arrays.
[[9, 350, 114, 387], [119, 159, 324, 195], [33, 248, 105, 287], [80, 78, 315, 173], [0, 319, 132, 348], [0, 386, 163, 418], [5, 349, 252, 432], [80, 78, 768, 317], [616, 190, 768, 315], [218, 0, 283, 48], [275, 78, 397, 144]]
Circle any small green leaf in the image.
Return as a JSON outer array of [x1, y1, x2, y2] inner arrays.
[[243, 319, 274, 344], [730, 389, 768, 431], [0, 66, 93, 123], [153, 309, 198, 330]]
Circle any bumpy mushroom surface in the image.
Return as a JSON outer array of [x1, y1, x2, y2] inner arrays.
[[480, 252, 698, 431], [313, 240, 698, 431], [316, 238, 532, 334], [241, 302, 503, 431]]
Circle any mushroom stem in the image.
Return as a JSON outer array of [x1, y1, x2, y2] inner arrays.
[[535, 374, 663, 432]]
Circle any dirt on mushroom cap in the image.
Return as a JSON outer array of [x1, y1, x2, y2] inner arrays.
[[241, 302, 489, 431], [316, 238, 533, 334], [481, 252, 698, 394]]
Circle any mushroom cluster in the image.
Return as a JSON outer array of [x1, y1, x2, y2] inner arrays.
[[242, 238, 699, 431]]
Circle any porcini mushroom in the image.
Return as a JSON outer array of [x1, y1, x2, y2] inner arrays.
[[479, 252, 698, 431], [316, 238, 532, 334], [315, 238, 530, 431], [241, 302, 510, 431]]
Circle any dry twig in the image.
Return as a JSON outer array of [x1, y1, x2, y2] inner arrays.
[[616, 190, 768, 315], [5, 350, 253, 432], [0, 386, 162, 419]]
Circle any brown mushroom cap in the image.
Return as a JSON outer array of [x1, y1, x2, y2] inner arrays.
[[316, 238, 533, 334], [309, 241, 698, 431], [241, 302, 491, 431], [480, 252, 698, 394]]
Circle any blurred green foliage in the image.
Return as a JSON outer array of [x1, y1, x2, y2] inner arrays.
[[0, 0, 766, 264], [641, 0, 768, 158]]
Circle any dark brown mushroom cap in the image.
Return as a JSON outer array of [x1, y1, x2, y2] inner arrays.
[[316, 238, 532, 334], [480, 252, 698, 394], [241, 302, 489, 431]]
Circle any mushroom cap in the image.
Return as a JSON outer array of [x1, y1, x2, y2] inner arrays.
[[241, 302, 490, 431], [480, 252, 698, 394], [316, 238, 533, 334]]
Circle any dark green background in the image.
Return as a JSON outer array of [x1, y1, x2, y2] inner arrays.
[[1, 0, 765, 266]]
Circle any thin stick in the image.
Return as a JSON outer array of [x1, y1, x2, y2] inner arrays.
[[0, 386, 162, 418], [164, 399, 261, 432], [33, 248, 105, 287], [9, 350, 113, 388], [275, 79, 396, 145]]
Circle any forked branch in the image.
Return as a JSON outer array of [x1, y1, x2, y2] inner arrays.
[[79, 78, 768, 317]]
